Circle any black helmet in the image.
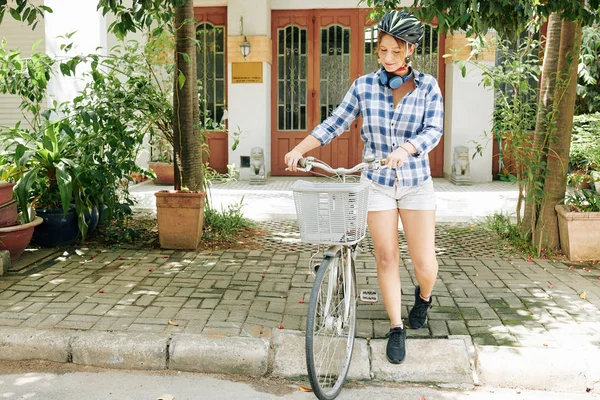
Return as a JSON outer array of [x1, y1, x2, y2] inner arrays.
[[378, 10, 424, 46]]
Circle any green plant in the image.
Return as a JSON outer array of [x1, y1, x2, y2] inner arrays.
[[564, 189, 600, 212], [484, 213, 539, 258], [576, 26, 600, 115], [451, 35, 543, 226], [202, 198, 254, 241], [569, 113, 600, 172]]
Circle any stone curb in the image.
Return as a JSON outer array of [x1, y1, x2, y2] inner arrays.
[[169, 333, 270, 376], [2, 326, 598, 393], [0, 327, 71, 363]]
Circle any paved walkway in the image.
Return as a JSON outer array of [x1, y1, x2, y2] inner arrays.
[[130, 177, 521, 222], [1, 178, 600, 393]]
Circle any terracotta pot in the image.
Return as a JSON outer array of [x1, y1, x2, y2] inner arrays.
[[0, 182, 16, 205], [148, 161, 175, 185], [0, 216, 44, 260], [155, 190, 205, 250], [556, 205, 600, 261], [0, 200, 18, 228]]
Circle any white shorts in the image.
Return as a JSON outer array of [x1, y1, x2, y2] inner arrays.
[[362, 177, 437, 212]]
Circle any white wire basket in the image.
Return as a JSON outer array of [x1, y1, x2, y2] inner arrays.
[[291, 180, 370, 245]]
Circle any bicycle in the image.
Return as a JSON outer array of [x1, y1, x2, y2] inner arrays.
[[290, 155, 385, 400]]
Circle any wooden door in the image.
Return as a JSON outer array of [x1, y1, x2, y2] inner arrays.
[[271, 9, 445, 177], [271, 10, 361, 175], [195, 7, 228, 173]]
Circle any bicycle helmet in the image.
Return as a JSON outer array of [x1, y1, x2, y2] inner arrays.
[[378, 10, 424, 46]]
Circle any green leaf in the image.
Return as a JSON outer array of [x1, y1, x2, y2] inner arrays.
[[9, 8, 21, 21], [178, 71, 186, 89], [55, 163, 73, 216], [13, 167, 38, 223]]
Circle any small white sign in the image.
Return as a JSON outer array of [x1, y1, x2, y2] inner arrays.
[[360, 289, 378, 303]]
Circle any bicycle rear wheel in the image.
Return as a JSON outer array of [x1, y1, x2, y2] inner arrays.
[[306, 250, 357, 400]]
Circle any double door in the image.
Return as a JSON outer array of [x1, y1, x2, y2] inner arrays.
[[271, 10, 365, 175], [270, 9, 444, 176]]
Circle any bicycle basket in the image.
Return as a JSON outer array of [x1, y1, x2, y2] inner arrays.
[[291, 180, 370, 245]]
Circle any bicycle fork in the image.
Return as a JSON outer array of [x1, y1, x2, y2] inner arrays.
[[322, 245, 356, 334]]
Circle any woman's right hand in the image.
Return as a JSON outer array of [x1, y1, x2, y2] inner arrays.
[[284, 148, 304, 172]]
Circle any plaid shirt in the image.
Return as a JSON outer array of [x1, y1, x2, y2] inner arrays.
[[310, 68, 444, 187]]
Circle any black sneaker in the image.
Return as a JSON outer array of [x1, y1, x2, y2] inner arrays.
[[408, 286, 432, 329], [385, 326, 406, 364]]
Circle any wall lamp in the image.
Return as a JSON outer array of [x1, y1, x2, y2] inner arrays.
[[240, 17, 251, 60]]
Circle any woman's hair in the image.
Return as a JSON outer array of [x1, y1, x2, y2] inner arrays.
[[374, 31, 410, 56]]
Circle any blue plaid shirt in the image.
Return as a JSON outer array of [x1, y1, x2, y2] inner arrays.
[[310, 68, 444, 187]]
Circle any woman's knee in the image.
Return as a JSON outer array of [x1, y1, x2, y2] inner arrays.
[[375, 248, 400, 271], [412, 256, 438, 274]]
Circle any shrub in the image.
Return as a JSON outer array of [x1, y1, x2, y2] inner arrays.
[[569, 113, 600, 171]]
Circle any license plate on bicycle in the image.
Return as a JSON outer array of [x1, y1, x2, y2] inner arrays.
[[359, 289, 378, 303]]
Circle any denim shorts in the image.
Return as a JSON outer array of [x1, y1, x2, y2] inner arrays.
[[362, 177, 437, 211]]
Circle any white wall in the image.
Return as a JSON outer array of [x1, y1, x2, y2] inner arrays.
[[44, 0, 107, 106], [225, 0, 272, 177], [443, 61, 494, 182]]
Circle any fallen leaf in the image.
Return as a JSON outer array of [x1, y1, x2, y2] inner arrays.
[[164, 255, 169, 259], [548, 285, 554, 289], [584, 267, 591, 272], [299, 385, 313, 392], [168, 320, 179, 326], [99, 289, 104, 293], [569, 266, 574, 270], [278, 325, 284, 329], [580, 291, 587, 300], [586, 388, 592, 393], [299, 300, 305, 304], [419, 396, 427, 400]]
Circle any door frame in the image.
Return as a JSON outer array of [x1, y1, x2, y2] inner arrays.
[[271, 9, 446, 177]]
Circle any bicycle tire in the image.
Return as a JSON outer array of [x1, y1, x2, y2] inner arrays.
[[305, 250, 357, 400]]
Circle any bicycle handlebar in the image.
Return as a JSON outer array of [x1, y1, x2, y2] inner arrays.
[[296, 156, 386, 176]]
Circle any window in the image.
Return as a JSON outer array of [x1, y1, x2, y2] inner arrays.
[[196, 22, 226, 127]]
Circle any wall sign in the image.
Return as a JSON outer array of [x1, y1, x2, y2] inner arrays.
[[232, 62, 262, 83]]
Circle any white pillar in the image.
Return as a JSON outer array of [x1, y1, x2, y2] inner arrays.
[[226, 0, 272, 178], [443, 61, 495, 182]]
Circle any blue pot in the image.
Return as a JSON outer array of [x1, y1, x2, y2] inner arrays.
[[84, 205, 99, 234], [33, 206, 78, 247]]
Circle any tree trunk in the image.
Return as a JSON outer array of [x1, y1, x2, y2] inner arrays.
[[173, 1, 204, 192], [522, 13, 562, 238], [533, 18, 582, 251]]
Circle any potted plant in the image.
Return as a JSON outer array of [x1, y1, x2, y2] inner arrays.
[[555, 189, 600, 261], [0, 166, 43, 261]]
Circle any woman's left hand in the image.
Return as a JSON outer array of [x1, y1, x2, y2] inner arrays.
[[385, 146, 410, 169]]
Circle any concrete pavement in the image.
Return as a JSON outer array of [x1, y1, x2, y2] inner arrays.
[[1, 178, 600, 394]]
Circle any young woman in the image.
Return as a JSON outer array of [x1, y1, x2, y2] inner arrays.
[[284, 10, 443, 364]]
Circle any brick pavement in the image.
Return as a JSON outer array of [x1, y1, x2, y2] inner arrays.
[[1, 239, 599, 350]]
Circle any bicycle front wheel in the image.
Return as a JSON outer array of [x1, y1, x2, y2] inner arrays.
[[306, 250, 357, 400]]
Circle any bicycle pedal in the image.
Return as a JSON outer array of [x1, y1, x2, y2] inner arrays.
[[359, 289, 378, 303]]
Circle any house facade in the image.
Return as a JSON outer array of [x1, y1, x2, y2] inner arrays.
[[0, 0, 496, 182]]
